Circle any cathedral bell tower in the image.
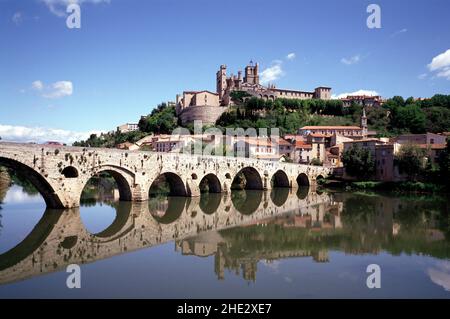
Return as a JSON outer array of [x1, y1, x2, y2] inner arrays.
[[361, 107, 368, 138]]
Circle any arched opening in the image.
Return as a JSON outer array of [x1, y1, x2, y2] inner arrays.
[[149, 196, 186, 224], [61, 166, 78, 178], [270, 188, 289, 207], [231, 167, 263, 190], [81, 170, 132, 206], [271, 170, 290, 188], [199, 174, 221, 193], [231, 190, 263, 215], [149, 172, 187, 197], [0, 157, 64, 209], [316, 174, 325, 185], [296, 173, 310, 187]]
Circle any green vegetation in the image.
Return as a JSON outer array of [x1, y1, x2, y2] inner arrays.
[[217, 94, 450, 136], [72, 94, 450, 148], [216, 97, 355, 135], [324, 180, 446, 193], [138, 102, 178, 134], [395, 144, 427, 181], [73, 130, 147, 148], [342, 145, 375, 179]]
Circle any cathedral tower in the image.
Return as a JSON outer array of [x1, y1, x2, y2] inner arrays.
[[216, 65, 227, 99], [361, 107, 368, 138]]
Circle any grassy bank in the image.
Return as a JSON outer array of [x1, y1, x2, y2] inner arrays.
[[323, 179, 447, 193]]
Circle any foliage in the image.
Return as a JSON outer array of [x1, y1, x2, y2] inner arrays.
[[310, 158, 323, 166], [138, 103, 177, 134], [342, 145, 375, 179], [395, 144, 426, 181], [73, 130, 146, 148], [438, 140, 450, 186], [229, 91, 251, 103]]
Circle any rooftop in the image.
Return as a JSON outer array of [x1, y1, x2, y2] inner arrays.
[[300, 126, 362, 130]]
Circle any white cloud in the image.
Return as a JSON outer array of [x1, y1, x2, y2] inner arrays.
[[12, 12, 23, 25], [43, 81, 73, 99], [426, 49, 450, 81], [40, 0, 111, 17], [341, 54, 361, 65], [418, 73, 428, 80], [428, 49, 450, 72], [32, 80, 44, 91], [390, 28, 407, 38], [260, 61, 284, 84], [332, 89, 379, 99], [0, 124, 101, 145], [31, 80, 73, 99], [436, 67, 450, 80], [286, 53, 296, 60]]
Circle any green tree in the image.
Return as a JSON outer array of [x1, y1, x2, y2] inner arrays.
[[438, 140, 450, 186], [342, 146, 375, 179], [395, 144, 426, 181], [390, 104, 426, 134]]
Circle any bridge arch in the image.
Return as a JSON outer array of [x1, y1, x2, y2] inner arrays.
[[271, 170, 290, 188], [199, 173, 221, 193], [231, 167, 263, 190], [150, 172, 187, 197], [0, 157, 64, 209], [296, 173, 310, 186], [82, 166, 134, 202], [316, 174, 325, 183]]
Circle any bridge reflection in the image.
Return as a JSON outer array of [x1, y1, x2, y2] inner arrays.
[[0, 189, 449, 285]]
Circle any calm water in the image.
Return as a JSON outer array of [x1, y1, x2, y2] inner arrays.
[[0, 179, 449, 298]]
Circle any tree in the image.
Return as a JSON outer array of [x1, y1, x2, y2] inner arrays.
[[390, 104, 426, 134], [438, 140, 450, 186], [342, 146, 375, 179], [424, 107, 450, 133], [395, 144, 426, 181]]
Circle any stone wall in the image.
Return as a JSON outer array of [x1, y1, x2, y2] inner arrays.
[[178, 105, 228, 125]]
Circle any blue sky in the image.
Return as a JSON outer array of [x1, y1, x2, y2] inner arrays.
[[0, 0, 449, 143]]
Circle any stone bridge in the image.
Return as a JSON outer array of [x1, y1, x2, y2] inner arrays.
[[0, 142, 332, 208], [0, 188, 335, 285]]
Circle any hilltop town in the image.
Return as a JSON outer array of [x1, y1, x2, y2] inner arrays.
[[73, 62, 450, 185]]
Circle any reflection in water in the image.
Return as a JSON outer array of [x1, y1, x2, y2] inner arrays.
[[0, 179, 449, 297], [231, 190, 264, 215]]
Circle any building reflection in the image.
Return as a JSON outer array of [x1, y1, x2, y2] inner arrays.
[[0, 185, 449, 285], [176, 192, 449, 282]]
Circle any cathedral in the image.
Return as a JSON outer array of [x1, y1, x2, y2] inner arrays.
[[176, 62, 332, 125]]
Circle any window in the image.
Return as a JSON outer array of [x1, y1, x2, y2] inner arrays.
[[430, 138, 435, 144]]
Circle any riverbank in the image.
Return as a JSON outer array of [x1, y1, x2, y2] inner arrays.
[[322, 179, 448, 194]]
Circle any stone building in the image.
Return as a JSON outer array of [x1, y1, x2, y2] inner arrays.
[[217, 62, 332, 105], [176, 62, 332, 125]]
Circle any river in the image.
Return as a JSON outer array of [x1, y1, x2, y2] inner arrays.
[[0, 175, 449, 298]]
